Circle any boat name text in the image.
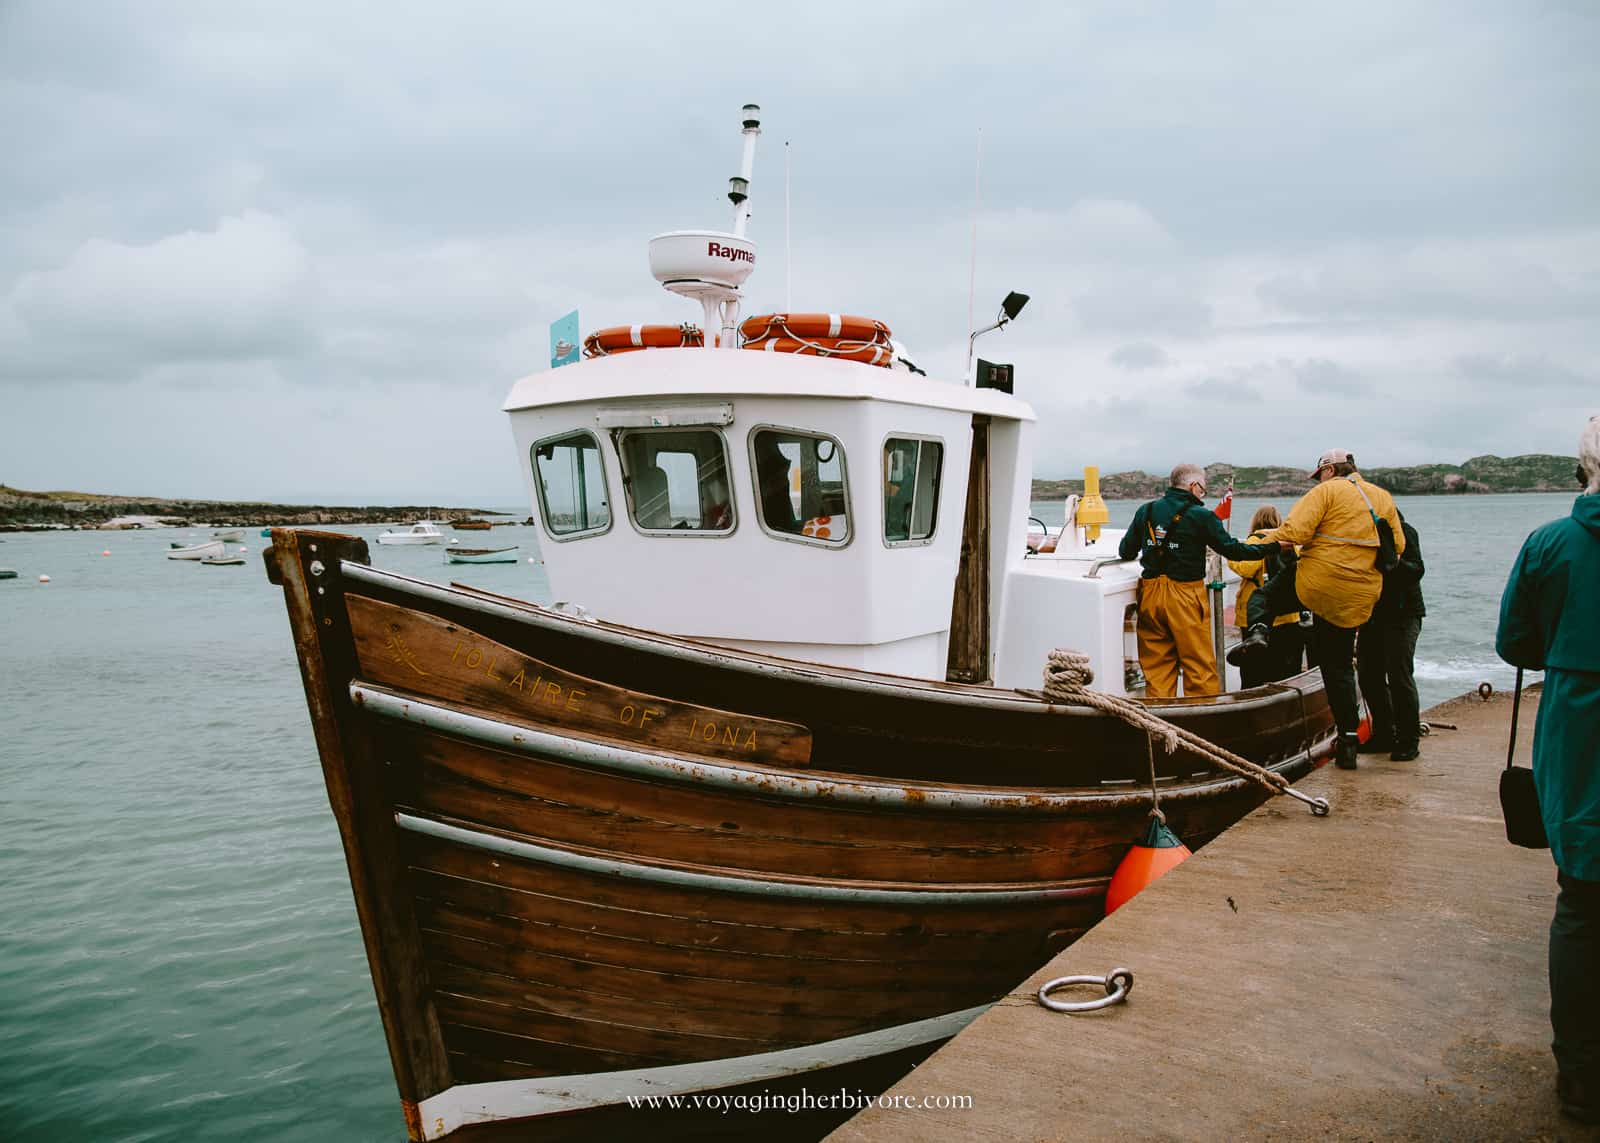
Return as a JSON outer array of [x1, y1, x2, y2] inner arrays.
[[446, 638, 761, 752]]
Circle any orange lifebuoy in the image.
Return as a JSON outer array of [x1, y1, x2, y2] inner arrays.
[[739, 313, 893, 342], [746, 337, 893, 366], [583, 324, 704, 358], [740, 313, 894, 368]]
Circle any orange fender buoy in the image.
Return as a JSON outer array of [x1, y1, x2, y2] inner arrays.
[[1105, 815, 1192, 915], [582, 324, 703, 358]]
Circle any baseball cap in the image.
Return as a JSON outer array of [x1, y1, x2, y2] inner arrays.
[[1309, 447, 1352, 477]]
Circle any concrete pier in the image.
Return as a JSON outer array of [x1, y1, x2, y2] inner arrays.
[[829, 689, 1594, 1141]]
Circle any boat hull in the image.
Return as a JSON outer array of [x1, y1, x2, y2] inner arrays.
[[265, 530, 1334, 1140], [167, 540, 226, 560], [446, 547, 520, 564]]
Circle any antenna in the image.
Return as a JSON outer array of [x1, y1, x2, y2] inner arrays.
[[785, 140, 792, 313], [967, 127, 983, 380]]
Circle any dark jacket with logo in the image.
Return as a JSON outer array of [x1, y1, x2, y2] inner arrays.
[[1118, 487, 1278, 582], [1372, 518, 1425, 621]]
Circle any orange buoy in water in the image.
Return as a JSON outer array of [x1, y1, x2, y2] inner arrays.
[[1105, 814, 1192, 915]]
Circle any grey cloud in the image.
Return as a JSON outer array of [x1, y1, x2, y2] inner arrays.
[[1257, 251, 1600, 324], [1291, 358, 1370, 395], [1455, 352, 1594, 390], [1189, 377, 1259, 401], [2, 0, 1597, 498], [3, 212, 317, 382], [1074, 283, 1212, 337], [1109, 341, 1170, 370]]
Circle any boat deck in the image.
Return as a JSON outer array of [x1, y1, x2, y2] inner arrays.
[[828, 688, 1579, 1141]]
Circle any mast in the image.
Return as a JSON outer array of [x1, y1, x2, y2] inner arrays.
[[649, 104, 762, 349]]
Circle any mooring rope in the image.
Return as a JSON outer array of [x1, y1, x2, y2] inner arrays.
[[1043, 649, 1306, 803]]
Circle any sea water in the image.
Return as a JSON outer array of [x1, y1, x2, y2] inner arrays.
[[0, 494, 1574, 1140]]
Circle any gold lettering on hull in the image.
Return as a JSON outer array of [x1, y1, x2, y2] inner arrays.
[[347, 596, 810, 764], [426, 632, 770, 756]]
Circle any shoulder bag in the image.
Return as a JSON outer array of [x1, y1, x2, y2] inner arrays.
[[1499, 667, 1549, 849], [1345, 476, 1399, 573]]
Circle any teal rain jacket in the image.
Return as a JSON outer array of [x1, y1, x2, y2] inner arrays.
[[1497, 493, 1600, 879]]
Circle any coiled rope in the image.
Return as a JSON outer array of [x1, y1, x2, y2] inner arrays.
[[1042, 650, 1330, 816]]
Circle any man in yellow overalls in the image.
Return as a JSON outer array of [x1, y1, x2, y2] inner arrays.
[[1229, 448, 1405, 769], [1117, 464, 1278, 698]]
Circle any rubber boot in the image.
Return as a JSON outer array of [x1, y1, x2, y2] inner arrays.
[[1334, 731, 1360, 770], [1226, 624, 1270, 667]]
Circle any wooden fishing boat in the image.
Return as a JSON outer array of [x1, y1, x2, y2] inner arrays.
[[265, 106, 1337, 1140], [445, 545, 520, 564], [267, 530, 1331, 1140], [452, 520, 494, 531]]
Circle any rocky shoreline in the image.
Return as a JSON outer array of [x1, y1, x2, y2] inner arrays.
[[4, 451, 1579, 530], [1032, 453, 1579, 501], [0, 486, 512, 531]]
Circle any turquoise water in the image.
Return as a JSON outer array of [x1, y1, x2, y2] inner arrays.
[[0, 494, 1575, 1140]]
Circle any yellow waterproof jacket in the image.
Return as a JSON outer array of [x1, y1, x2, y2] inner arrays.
[[1265, 473, 1406, 629], [1229, 530, 1298, 628]]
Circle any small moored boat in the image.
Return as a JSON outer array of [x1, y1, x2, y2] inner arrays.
[[445, 546, 520, 564], [451, 519, 493, 531], [199, 555, 247, 566], [213, 529, 244, 542], [167, 540, 225, 560], [376, 522, 446, 546]]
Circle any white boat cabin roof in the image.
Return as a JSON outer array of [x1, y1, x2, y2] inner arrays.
[[503, 348, 1035, 422]]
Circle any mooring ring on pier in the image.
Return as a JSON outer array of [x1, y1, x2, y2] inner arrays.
[[1036, 968, 1134, 1013], [1283, 787, 1332, 817], [1478, 681, 1494, 701]]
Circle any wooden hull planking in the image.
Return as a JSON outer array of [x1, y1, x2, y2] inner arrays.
[[265, 530, 1334, 1139]]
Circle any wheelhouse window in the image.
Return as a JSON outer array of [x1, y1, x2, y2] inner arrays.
[[750, 428, 850, 545], [617, 429, 734, 534], [883, 437, 942, 545], [532, 431, 611, 539]]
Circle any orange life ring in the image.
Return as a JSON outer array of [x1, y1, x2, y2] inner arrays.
[[745, 337, 893, 366], [739, 313, 892, 343], [583, 324, 704, 358]]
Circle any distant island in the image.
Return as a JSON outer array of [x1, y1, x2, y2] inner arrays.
[[2, 451, 1580, 530], [0, 485, 509, 531], [1032, 453, 1580, 501]]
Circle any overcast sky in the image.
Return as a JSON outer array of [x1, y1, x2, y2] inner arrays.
[[2, 1, 1595, 503]]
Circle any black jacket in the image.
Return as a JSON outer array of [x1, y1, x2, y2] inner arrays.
[[1118, 487, 1278, 582], [1373, 518, 1425, 620]]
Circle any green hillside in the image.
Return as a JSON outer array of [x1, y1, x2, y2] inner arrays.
[[1033, 454, 1579, 500]]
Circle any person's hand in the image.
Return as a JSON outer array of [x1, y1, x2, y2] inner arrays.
[[1278, 540, 1294, 551]]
